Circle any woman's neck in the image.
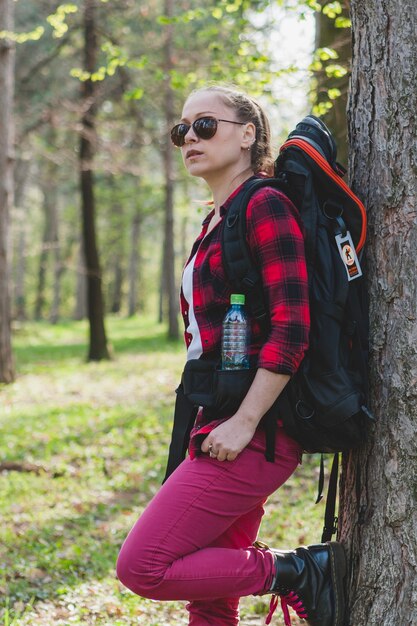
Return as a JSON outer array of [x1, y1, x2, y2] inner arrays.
[[207, 166, 255, 213]]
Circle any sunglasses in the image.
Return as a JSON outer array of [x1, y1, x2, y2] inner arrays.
[[170, 117, 246, 147]]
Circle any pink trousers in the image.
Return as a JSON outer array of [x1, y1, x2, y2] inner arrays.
[[116, 427, 302, 625]]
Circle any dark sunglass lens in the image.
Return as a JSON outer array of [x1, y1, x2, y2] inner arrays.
[[194, 117, 218, 139], [171, 123, 189, 147]]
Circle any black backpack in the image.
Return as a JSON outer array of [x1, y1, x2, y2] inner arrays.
[[222, 115, 375, 541]]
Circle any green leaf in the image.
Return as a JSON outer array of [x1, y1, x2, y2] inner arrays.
[[309, 60, 323, 72], [91, 67, 107, 82], [328, 87, 342, 100], [313, 101, 333, 116], [335, 16, 352, 28], [156, 15, 176, 25], [323, 2, 343, 19], [127, 57, 148, 70], [47, 4, 78, 39], [315, 47, 339, 61], [211, 7, 223, 19], [70, 68, 91, 81], [225, 1, 242, 14], [124, 87, 144, 101], [305, 0, 322, 11], [0, 26, 45, 43], [325, 63, 348, 78]]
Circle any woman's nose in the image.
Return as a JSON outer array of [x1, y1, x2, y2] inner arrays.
[[184, 124, 197, 143]]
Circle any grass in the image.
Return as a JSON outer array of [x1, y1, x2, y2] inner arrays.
[[0, 317, 329, 625]]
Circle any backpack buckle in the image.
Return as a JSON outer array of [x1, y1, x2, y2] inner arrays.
[[323, 201, 347, 237]]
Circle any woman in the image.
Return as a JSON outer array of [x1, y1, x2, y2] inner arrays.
[[117, 86, 346, 626]]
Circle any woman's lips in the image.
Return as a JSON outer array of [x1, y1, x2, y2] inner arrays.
[[186, 150, 203, 159]]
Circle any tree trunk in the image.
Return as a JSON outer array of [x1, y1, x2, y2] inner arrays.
[[127, 208, 142, 317], [110, 255, 123, 314], [13, 157, 31, 322], [339, 2, 417, 624], [73, 239, 87, 321], [49, 196, 61, 324], [0, 0, 15, 382], [34, 186, 53, 320], [14, 228, 26, 321], [161, 0, 179, 340], [79, 0, 109, 360], [314, 0, 350, 166], [34, 151, 60, 322]]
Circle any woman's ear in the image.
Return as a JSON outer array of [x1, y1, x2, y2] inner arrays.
[[241, 122, 256, 150]]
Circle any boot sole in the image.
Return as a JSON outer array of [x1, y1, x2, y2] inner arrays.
[[327, 542, 347, 626]]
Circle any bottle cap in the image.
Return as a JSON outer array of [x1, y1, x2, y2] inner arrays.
[[230, 294, 245, 305]]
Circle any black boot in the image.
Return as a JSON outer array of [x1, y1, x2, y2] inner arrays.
[[261, 541, 347, 626]]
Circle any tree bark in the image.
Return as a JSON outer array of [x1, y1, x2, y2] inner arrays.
[[73, 239, 87, 321], [49, 194, 62, 324], [339, 1, 417, 624], [13, 157, 31, 322], [79, 0, 109, 360], [110, 254, 123, 314], [127, 208, 142, 317], [34, 182, 54, 320], [34, 147, 61, 322], [161, 0, 179, 340], [0, 0, 15, 382]]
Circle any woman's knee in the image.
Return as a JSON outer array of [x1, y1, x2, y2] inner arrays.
[[116, 544, 165, 598]]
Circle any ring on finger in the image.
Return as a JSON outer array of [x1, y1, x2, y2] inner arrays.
[[208, 444, 218, 458]]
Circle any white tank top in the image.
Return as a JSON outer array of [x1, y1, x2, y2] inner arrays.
[[182, 254, 203, 360]]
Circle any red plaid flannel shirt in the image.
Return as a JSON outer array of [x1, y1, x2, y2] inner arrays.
[[180, 178, 310, 457]]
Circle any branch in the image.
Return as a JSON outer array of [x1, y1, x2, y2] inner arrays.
[[19, 28, 76, 85]]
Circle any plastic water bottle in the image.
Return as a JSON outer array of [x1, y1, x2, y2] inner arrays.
[[221, 294, 250, 370]]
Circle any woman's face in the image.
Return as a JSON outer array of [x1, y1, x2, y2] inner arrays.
[[179, 91, 252, 183]]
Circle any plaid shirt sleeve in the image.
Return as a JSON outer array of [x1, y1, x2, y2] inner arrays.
[[245, 187, 310, 375]]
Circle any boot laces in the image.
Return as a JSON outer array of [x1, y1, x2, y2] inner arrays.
[[265, 591, 308, 625]]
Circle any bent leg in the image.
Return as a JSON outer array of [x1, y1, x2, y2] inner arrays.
[[187, 503, 266, 626], [116, 427, 301, 602]]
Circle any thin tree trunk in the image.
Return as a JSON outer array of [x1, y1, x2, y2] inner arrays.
[[339, 2, 417, 624], [49, 196, 61, 324], [161, 0, 179, 340], [128, 209, 142, 317], [0, 0, 15, 382], [73, 239, 87, 320], [110, 255, 123, 314], [34, 191, 52, 320], [34, 129, 61, 321], [79, 0, 109, 360], [13, 157, 31, 321], [14, 228, 26, 321], [158, 265, 165, 324]]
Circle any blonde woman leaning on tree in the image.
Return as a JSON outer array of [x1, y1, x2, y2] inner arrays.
[[117, 86, 346, 626]]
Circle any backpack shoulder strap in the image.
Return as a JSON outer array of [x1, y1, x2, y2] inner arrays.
[[221, 177, 282, 328]]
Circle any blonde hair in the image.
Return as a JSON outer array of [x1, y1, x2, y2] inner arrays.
[[188, 86, 274, 176]]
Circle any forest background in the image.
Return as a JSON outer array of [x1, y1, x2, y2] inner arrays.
[[6, 0, 348, 353], [2, 0, 416, 624]]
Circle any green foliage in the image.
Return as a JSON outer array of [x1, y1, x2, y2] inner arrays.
[[334, 15, 351, 28], [10, 0, 351, 322], [47, 4, 78, 39], [322, 1, 342, 18], [0, 26, 44, 43]]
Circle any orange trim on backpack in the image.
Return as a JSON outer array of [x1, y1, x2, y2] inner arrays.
[[280, 138, 367, 252]]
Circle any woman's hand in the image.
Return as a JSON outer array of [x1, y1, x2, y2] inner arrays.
[[200, 368, 291, 462], [200, 414, 256, 462]]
